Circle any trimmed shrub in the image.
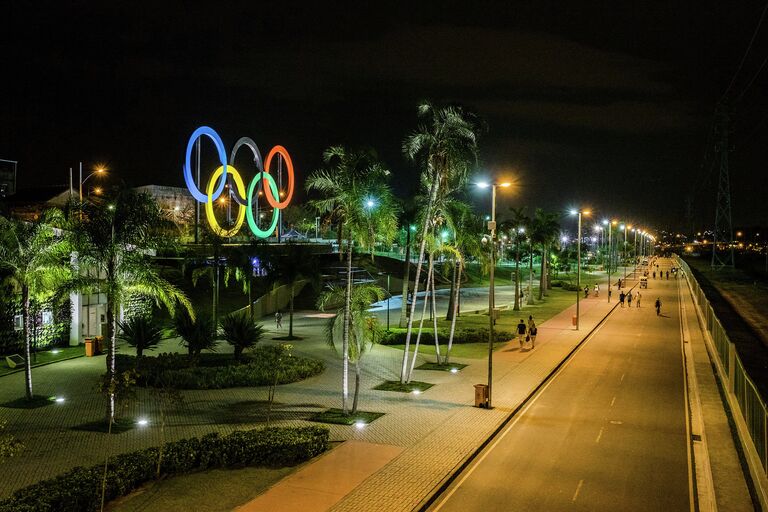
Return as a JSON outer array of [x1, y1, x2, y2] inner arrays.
[[115, 346, 325, 389], [0, 426, 329, 512]]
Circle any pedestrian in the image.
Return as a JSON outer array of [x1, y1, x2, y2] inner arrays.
[[666, 270, 669, 280], [652, 271, 656, 279], [608, 289, 612, 302], [528, 315, 535, 331], [516, 319, 527, 348], [529, 324, 538, 348], [636, 291, 642, 307], [594, 283, 599, 297], [655, 297, 662, 316], [618, 278, 622, 289], [275, 310, 283, 329], [584, 285, 589, 298], [627, 292, 633, 307], [619, 290, 626, 307]]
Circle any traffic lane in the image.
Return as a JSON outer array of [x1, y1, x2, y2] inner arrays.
[[433, 275, 688, 512]]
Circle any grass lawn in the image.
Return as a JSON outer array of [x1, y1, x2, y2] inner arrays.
[[373, 380, 433, 393], [391, 342, 507, 360], [108, 466, 295, 512], [309, 408, 385, 425], [0, 346, 84, 377], [0, 395, 58, 409], [416, 362, 468, 371]]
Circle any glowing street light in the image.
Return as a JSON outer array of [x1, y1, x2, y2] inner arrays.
[[476, 180, 513, 409], [570, 209, 591, 330]]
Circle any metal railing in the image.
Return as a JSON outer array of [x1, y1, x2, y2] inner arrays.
[[677, 256, 768, 478]]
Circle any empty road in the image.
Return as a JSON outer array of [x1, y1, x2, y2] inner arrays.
[[431, 260, 691, 511]]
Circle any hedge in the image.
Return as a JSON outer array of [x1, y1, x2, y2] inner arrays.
[[0, 426, 329, 512], [116, 346, 325, 389], [379, 329, 514, 345]]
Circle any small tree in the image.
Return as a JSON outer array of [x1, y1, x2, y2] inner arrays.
[[219, 311, 264, 361], [174, 311, 216, 362], [261, 343, 293, 425], [117, 315, 163, 360]]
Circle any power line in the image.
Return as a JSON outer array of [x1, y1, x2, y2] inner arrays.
[[735, 52, 768, 103], [720, 0, 768, 104]]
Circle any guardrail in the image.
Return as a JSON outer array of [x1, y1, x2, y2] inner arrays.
[[677, 256, 768, 507]]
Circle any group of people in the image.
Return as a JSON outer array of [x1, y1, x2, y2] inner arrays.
[[618, 289, 642, 308], [516, 316, 537, 350]]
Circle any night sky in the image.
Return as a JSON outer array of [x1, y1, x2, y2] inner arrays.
[[3, 1, 768, 231]]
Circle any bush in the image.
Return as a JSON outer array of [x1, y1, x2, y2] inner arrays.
[[0, 426, 329, 512], [115, 346, 325, 389], [379, 329, 513, 345]]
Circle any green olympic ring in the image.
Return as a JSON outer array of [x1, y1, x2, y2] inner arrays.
[[246, 172, 280, 238]]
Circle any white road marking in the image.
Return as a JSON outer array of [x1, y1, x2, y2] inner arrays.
[[595, 427, 604, 443], [610, 396, 616, 407], [620, 373, 625, 383], [572, 479, 584, 502], [609, 420, 623, 425]]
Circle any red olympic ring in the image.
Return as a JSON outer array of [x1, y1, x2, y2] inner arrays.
[[263, 145, 294, 210]]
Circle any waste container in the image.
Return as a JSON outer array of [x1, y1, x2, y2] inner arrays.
[[84, 338, 95, 357], [572, 315, 577, 326], [474, 384, 488, 408], [95, 336, 105, 355]]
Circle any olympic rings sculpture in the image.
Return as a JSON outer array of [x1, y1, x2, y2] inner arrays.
[[183, 126, 295, 238]]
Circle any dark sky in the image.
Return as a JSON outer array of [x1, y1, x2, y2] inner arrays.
[[3, 1, 768, 231]]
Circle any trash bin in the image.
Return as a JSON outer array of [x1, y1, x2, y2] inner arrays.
[[84, 338, 95, 357], [94, 336, 104, 355], [474, 384, 488, 408], [572, 315, 577, 326]]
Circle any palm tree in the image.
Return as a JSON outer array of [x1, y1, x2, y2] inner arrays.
[[502, 207, 530, 311], [269, 243, 321, 339], [400, 101, 479, 384], [117, 315, 162, 359], [306, 146, 395, 415], [174, 310, 216, 361], [318, 282, 386, 414], [531, 209, 560, 299], [73, 189, 193, 422], [219, 311, 264, 361], [397, 200, 418, 328], [0, 210, 71, 401]]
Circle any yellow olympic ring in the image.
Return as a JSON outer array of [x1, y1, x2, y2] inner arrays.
[[205, 165, 246, 238]]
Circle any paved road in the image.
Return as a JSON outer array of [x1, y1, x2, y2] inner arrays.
[[431, 259, 691, 511]]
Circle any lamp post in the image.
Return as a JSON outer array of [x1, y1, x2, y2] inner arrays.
[[571, 210, 590, 329], [603, 220, 614, 301], [477, 180, 512, 409], [79, 164, 106, 219]]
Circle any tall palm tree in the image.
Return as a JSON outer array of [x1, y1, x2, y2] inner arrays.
[[0, 210, 71, 401], [400, 101, 479, 383], [269, 243, 321, 339], [319, 282, 386, 414], [397, 199, 418, 328], [531, 209, 561, 300], [307, 146, 395, 415], [73, 189, 193, 422], [502, 207, 530, 311]]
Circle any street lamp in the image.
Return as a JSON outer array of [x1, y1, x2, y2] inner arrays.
[[570, 209, 591, 330], [477, 180, 512, 409], [80, 165, 106, 204]]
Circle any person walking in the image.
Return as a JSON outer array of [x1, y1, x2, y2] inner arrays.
[[517, 319, 527, 349], [655, 298, 662, 316], [594, 283, 599, 297], [627, 291, 633, 307], [636, 291, 642, 307], [652, 270, 656, 279], [619, 290, 626, 307], [275, 310, 283, 329], [528, 315, 535, 331], [666, 270, 669, 280], [529, 324, 538, 348], [584, 285, 589, 298]]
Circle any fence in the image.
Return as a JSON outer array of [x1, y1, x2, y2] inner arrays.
[[677, 256, 768, 505]]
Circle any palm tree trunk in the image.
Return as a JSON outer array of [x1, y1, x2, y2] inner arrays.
[[106, 298, 116, 423], [429, 256, 441, 364], [538, 246, 546, 299], [408, 252, 434, 383], [341, 234, 353, 414], [288, 284, 295, 338], [527, 247, 534, 305], [352, 358, 361, 414], [337, 221, 344, 262], [446, 259, 456, 321], [445, 260, 462, 365], [22, 285, 33, 401], [400, 171, 439, 383], [513, 242, 520, 311], [399, 227, 412, 328], [248, 278, 253, 321]]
